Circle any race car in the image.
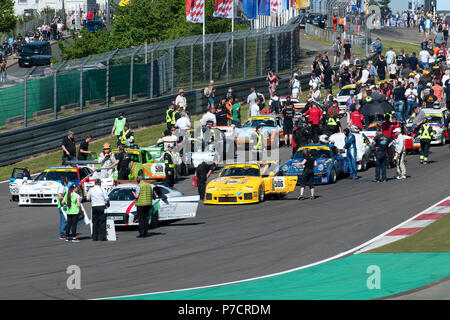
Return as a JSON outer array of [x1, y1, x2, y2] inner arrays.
[[329, 132, 374, 171], [280, 144, 349, 184], [9, 168, 32, 202], [105, 183, 199, 227], [18, 166, 94, 206], [406, 108, 448, 145], [82, 168, 116, 196], [182, 128, 227, 168], [336, 85, 360, 114], [204, 162, 298, 204], [112, 147, 166, 180], [234, 115, 284, 149], [359, 121, 382, 143]]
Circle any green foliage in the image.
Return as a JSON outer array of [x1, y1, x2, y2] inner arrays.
[[58, 0, 247, 60], [0, 0, 17, 33], [377, 0, 392, 18]]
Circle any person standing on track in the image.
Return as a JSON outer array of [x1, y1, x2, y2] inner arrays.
[[112, 143, 133, 180], [86, 179, 110, 241], [344, 128, 358, 180], [132, 176, 153, 238], [164, 144, 175, 187], [418, 118, 435, 164], [373, 127, 394, 183], [393, 127, 407, 179], [297, 148, 317, 200], [195, 160, 218, 201], [282, 100, 295, 147], [63, 185, 82, 243], [303, 102, 323, 143]]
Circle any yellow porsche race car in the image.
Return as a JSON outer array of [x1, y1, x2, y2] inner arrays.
[[204, 162, 297, 204]]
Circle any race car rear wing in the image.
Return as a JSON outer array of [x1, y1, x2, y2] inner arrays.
[[64, 160, 100, 166]]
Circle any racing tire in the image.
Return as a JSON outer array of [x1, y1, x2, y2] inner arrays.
[[329, 168, 337, 184], [258, 185, 265, 203], [150, 211, 159, 229], [361, 156, 368, 172]]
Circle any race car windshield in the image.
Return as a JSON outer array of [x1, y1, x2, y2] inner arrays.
[[108, 188, 136, 201], [221, 167, 260, 177], [427, 116, 443, 123], [244, 119, 276, 128], [339, 88, 359, 96], [295, 148, 333, 159], [35, 171, 78, 181]]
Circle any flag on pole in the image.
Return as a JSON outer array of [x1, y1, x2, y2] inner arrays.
[[243, 0, 257, 19], [270, 0, 281, 13], [186, 0, 205, 23], [258, 0, 271, 16], [282, 0, 290, 10], [213, 0, 233, 18]]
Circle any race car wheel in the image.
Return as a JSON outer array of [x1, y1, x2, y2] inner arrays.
[[330, 168, 337, 184], [258, 186, 265, 203], [361, 156, 367, 171], [150, 211, 159, 229]]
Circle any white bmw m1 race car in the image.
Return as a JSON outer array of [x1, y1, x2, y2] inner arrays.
[[105, 183, 200, 228]]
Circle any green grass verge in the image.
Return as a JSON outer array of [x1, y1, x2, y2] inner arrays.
[[381, 40, 421, 56], [366, 212, 450, 253]]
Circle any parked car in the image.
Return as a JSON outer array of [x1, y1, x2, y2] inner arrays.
[[18, 41, 52, 68], [306, 13, 326, 29]]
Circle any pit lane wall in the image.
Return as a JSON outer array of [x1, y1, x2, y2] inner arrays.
[[0, 74, 311, 166]]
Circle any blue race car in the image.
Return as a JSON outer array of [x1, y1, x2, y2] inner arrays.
[[279, 144, 348, 184]]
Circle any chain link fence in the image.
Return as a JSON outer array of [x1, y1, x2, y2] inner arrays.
[[0, 22, 303, 132]]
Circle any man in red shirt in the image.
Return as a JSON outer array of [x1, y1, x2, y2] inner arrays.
[[303, 103, 323, 143], [350, 104, 364, 130], [327, 100, 340, 116], [381, 114, 392, 138], [332, 14, 338, 32], [387, 115, 400, 139]]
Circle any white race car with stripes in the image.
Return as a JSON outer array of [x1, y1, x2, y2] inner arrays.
[[105, 183, 199, 228]]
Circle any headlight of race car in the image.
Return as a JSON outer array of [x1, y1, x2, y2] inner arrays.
[[317, 164, 325, 172], [281, 165, 289, 172]]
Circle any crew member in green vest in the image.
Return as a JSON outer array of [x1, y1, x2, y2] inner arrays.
[[324, 108, 341, 136], [418, 118, 435, 164], [251, 125, 264, 162], [164, 144, 176, 187], [111, 112, 127, 143], [63, 184, 82, 243], [132, 176, 153, 238], [166, 103, 176, 130], [120, 123, 135, 148]]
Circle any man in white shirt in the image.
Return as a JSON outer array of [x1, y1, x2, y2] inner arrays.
[[250, 98, 260, 117], [361, 65, 370, 84], [386, 48, 396, 65], [419, 49, 430, 69], [86, 179, 110, 241], [175, 89, 187, 110], [157, 129, 178, 151], [200, 106, 216, 126], [175, 111, 191, 130], [404, 82, 418, 119], [393, 128, 406, 179], [247, 88, 258, 106]]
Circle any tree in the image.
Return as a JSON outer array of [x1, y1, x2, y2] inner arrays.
[[0, 0, 17, 33], [377, 0, 392, 18]]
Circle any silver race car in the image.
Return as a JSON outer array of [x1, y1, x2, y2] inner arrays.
[[105, 183, 199, 228]]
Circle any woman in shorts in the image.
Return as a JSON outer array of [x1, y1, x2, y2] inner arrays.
[[297, 148, 317, 200]]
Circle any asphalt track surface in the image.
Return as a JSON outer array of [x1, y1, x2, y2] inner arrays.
[[1, 142, 449, 299]]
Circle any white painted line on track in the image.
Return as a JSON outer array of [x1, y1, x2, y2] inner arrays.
[[97, 195, 450, 300]]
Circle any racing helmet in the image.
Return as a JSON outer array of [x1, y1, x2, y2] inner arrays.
[[103, 142, 111, 154], [319, 134, 329, 144]]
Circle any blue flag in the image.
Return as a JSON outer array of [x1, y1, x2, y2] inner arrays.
[[258, 0, 270, 16], [243, 0, 257, 19], [282, 0, 289, 10]]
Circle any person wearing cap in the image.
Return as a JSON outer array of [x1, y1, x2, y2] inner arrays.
[[418, 118, 435, 164], [165, 102, 177, 130], [57, 178, 69, 240], [195, 160, 218, 200], [175, 88, 187, 110], [164, 144, 175, 187], [393, 127, 406, 179], [111, 112, 127, 141], [132, 176, 153, 238], [98, 143, 116, 178], [344, 128, 358, 180], [112, 143, 133, 180], [86, 179, 110, 241], [119, 122, 135, 148]]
